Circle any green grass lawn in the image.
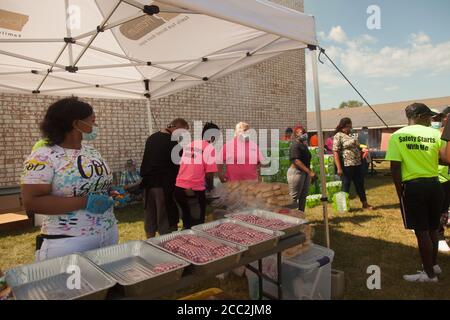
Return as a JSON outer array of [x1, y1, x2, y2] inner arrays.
[[2, 162, 450, 300]]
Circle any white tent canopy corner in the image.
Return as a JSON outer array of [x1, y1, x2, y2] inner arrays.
[[0, 0, 329, 247]]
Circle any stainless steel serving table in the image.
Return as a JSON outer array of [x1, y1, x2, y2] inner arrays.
[[108, 233, 306, 300]]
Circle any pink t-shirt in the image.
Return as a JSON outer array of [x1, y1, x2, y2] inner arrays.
[[325, 136, 334, 154], [219, 137, 264, 181], [176, 140, 218, 191]]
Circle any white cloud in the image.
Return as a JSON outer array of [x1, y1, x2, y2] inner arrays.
[[305, 51, 347, 89], [328, 26, 348, 43], [384, 85, 400, 92], [319, 27, 450, 79], [410, 32, 431, 46]]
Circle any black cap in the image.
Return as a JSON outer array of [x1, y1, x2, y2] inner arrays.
[[442, 106, 450, 116], [405, 103, 437, 119]]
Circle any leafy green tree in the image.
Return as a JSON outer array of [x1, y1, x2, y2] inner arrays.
[[339, 100, 364, 109]]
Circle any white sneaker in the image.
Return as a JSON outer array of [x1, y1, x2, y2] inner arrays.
[[403, 271, 438, 283], [438, 240, 450, 253], [434, 265, 442, 275], [421, 265, 442, 275]]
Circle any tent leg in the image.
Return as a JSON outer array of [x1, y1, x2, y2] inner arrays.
[[146, 99, 153, 135], [310, 47, 330, 249]]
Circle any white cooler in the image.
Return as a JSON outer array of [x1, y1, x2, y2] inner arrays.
[[34, 214, 45, 227], [247, 244, 335, 300]]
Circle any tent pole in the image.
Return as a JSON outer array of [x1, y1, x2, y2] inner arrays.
[[0, 50, 65, 69], [208, 36, 281, 79], [146, 98, 153, 135], [310, 46, 330, 249]]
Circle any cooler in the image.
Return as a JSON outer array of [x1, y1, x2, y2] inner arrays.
[[247, 244, 335, 300]]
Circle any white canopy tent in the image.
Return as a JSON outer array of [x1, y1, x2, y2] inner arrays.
[[0, 0, 330, 247]]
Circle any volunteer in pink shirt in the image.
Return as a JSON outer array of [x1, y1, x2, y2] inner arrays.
[[218, 122, 264, 183], [175, 122, 220, 229]]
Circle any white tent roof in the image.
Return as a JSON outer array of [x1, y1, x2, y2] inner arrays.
[[0, 0, 317, 99]]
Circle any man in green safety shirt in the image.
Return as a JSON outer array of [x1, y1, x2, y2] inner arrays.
[[386, 103, 446, 283]]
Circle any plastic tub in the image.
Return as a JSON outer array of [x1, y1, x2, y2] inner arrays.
[[247, 244, 334, 300]]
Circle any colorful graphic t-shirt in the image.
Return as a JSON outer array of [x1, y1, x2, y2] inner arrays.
[[219, 137, 264, 181], [176, 140, 217, 191], [20, 145, 117, 236], [333, 132, 361, 167], [385, 125, 443, 182]]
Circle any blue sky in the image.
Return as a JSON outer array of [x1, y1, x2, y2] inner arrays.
[[304, 0, 450, 110]]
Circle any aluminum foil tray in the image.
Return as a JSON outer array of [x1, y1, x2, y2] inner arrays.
[[6, 254, 115, 300]]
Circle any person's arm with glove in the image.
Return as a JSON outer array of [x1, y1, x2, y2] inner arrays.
[[85, 193, 114, 214], [22, 184, 113, 215]]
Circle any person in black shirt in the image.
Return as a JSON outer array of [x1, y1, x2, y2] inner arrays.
[[140, 118, 189, 238], [287, 126, 316, 212]]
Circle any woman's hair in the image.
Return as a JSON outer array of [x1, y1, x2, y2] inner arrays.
[[202, 122, 220, 143], [334, 118, 352, 135], [234, 122, 250, 136], [167, 118, 189, 129], [40, 97, 93, 146], [293, 125, 306, 139]]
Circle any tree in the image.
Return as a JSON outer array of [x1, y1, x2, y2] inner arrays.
[[339, 100, 364, 109]]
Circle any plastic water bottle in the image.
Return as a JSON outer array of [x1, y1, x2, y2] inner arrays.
[[334, 192, 349, 213]]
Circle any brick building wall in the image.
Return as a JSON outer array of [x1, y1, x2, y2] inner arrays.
[[0, 94, 149, 187], [0, 0, 306, 187]]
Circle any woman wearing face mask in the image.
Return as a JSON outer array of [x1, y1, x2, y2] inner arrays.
[[287, 126, 316, 212], [333, 118, 373, 210], [218, 122, 264, 183], [21, 97, 118, 261]]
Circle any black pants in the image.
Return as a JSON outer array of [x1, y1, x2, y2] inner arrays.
[[165, 183, 180, 229], [142, 174, 179, 231], [439, 181, 450, 240], [174, 187, 206, 229], [342, 164, 367, 203]]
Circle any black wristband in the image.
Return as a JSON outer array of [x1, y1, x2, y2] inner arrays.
[[443, 121, 450, 141]]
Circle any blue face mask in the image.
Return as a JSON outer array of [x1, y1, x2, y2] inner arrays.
[[431, 122, 442, 129], [78, 120, 99, 141]]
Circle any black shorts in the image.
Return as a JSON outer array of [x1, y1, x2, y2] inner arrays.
[[400, 178, 444, 231], [441, 181, 450, 213]]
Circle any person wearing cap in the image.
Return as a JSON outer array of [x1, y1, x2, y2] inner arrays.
[[432, 107, 450, 252], [287, 125, 316, 212], [386, 103, 446, 282], [140, 118, 189, 238], [119, 159, 142, 195]]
